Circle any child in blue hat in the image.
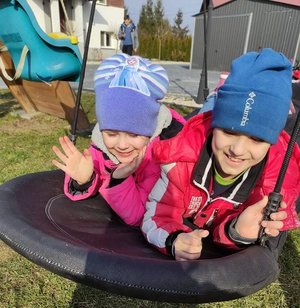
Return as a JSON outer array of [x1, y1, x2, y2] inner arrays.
[[52, 54, 185, 226], [142, 48, 300, 260]]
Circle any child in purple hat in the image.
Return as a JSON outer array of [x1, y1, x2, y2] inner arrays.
[[52, 54, 185, 226], [142, 48, 300, 260]]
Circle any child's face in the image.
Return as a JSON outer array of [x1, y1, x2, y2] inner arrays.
[[102, 130, 150, 164], [212, 128, 270, 179]]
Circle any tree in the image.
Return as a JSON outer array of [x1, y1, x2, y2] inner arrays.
[[138, 0, 155, 35], [172, 9, 189, 38], [153, 0, 171, 59], [137, 0, 191, 61]]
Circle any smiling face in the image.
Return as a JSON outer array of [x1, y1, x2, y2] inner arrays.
[[102, 130, 150, 164], [211, 128, 270, 179]]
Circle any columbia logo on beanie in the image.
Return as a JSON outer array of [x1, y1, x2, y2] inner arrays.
[[212, 48, 292, 144], [94, 54, 169, 136], [240, 91, 256, 126]]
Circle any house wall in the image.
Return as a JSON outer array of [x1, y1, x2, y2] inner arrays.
[[192, 0, 300, 71], [26, 0, 48, 30], [83, 1, 124, 60], [25, 0, 124, 61]]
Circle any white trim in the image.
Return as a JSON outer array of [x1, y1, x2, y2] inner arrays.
[[100, 31, 113, 48], [243, 13, 253, 54], [97, 0, 107, 5]]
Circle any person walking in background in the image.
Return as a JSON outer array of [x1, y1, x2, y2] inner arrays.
[[118, 15, 138, 56]]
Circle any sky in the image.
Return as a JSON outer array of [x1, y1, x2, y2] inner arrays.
[[124, 0, 203, 34]]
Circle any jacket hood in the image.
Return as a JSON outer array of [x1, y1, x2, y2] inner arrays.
[[153, 112, 213, 164]]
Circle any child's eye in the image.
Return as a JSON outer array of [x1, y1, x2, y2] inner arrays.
[[128, 133, 138, 137], [222, 129, 237, 136], [250, 136, 264, 143], [103, 131, 118, 137]]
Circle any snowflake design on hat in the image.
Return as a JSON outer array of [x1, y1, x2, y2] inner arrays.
[[94, 54, 168, 100]]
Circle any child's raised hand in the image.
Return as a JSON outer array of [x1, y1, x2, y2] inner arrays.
[[112, 146, 147, 179], [52, 136, 94, 185], [173, 229, 210, 261], [235, 196, 287, 240]]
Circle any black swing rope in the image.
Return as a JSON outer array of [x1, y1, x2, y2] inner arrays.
[[69, 0, 97, 143], [259, 107, 300, 245]]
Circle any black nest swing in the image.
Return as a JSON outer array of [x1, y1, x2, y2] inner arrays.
[[0, 169, 291, 303], [0, 0, 299, 304]]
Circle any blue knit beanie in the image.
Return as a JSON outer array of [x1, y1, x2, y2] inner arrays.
[[94, 54, 169, 136], [212, 48, 292, 144]]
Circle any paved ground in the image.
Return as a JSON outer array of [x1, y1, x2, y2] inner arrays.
[[80, 62, 220, 107], [0, 61, 221, 108]]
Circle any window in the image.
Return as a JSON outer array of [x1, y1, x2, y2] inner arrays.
[[101, 31, 113, 48], [96, 0, 107, 5]]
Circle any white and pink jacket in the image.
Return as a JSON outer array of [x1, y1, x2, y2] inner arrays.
[[64, 106, 185, 226]]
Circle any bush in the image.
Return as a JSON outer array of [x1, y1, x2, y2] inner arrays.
[[138, 34, 191, 62]]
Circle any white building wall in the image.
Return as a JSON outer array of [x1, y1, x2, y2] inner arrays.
[[26, 0, 47, 30], [49, 0, 61, 33], [19, 0, 124, 60], [73, 0, 85, 55], [83, 2, 124, 59]]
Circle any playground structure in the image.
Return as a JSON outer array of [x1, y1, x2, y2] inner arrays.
[[0, 0, 90, 131]]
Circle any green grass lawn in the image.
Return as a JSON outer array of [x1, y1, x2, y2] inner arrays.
[[0, 90, 299, 308]]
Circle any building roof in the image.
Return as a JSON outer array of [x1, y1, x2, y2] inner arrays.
[[211, 0, 300, 9], [193, 0, 299, 17]]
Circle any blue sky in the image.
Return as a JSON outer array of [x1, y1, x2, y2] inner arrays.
[[124, 0, 203, 34]]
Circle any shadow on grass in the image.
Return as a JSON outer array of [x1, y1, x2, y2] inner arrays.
[[0, 91, 20, 118], [277, 198, 300, 307], [277, 231, 300, 307], [69, 284, 199, 308]]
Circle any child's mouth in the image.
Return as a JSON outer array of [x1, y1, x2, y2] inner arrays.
[[225, 153, 245, 164], [116, 151, 134, 157]]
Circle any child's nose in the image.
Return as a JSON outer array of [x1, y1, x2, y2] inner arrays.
[[229, 136, 248, 156], [117, 136, 129, 149]]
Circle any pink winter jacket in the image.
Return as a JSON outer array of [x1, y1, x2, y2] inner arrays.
[[64, 107, 185, 226]]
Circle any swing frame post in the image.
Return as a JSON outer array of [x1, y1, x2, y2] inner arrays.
[[196, 0, 213, 104], [69, 0, 97, 143]]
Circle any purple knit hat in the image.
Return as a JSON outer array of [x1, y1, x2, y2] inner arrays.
[[94, 54, 169, 136]]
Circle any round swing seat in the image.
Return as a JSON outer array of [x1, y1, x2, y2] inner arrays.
[[0, 170, 287, 304]]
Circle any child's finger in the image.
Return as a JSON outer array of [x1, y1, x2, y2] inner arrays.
[[83, 148, 92, 161], [262, 218, 284, 228], [59, 136, 77, 157], [279, 201, 287, 209], [270, 209, 287, 221], [264, 228, 280, 237], [52, 145, 68, 164], [52, 159, 67, 172], [192, 229, 209, 239]]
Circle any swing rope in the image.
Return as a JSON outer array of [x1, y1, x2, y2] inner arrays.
[[259, 108, 300, 245], [59, 0, 74, 36], [69, 0, 97, 143]]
